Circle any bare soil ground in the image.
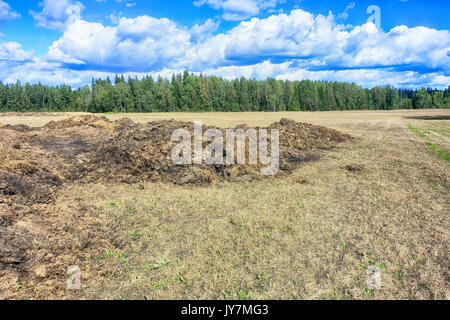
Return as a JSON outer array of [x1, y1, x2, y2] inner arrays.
[[0, 109, 448, 300]]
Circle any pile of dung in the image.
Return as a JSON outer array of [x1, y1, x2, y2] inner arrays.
[[270, 118, 351, 172], [0, 115, 352, 186], [0, 130, 65, 275], [0, 128, 63, 208], [0, 124, 35, 133], [44, 115, 116, 130], [0, 122, 111, 299], [64, 116, 352, 185]]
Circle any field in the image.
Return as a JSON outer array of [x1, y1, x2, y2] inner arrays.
[[0, 109, 449, 300]]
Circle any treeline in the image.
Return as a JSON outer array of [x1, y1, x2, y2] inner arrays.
[[0, 71, 449, 113]]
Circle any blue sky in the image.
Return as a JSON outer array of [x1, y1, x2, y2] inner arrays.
[[0, 0, 449, 88]]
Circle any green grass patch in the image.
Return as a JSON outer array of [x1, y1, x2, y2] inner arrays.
[[424, 142, 450, 163], [426, 127, 450, 135], [408, 124, 426, 138], [148, 259, 172, 270], [408, 124, 450, 163]]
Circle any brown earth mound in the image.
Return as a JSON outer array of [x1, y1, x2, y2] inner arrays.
[[0, 124, 36, 133], [0, 115, 351, 299], [1, 115, 351, 186], [44, 115, 116, 130], [63, 117, 351, 185]]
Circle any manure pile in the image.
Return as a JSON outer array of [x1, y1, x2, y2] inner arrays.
[[53, 116, 351, 184], [1, 115, 351, 187], [0, 115, 351, 298]]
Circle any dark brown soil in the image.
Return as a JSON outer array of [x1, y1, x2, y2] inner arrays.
[[344, 164, 365, 173], [63, 117, 351, 185], [0, 115, 351, 299]]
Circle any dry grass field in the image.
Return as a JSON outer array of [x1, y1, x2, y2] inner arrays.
[[0, 109, 448, 300]]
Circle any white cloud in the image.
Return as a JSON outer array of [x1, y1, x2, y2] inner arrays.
[[203, 60, 292, 79], [218, 10, 341, 62], [337, 2, 355, 20], [190, 19, 220, 43], [35, 9, 450, 76], [0, 0, 20, 21], [183, 10, 450, 76], [29, 0, 84, 31], [3, 58, 449, 90], [194, 0, 285, 21], [45, 16, 193, 72], [333, 24, 450, 72], [0, 42, 34, 62], [275, 67, 450, 89]]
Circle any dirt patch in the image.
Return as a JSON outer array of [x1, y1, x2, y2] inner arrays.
[[1, 124, 36, 133], [0, 115, 351, 299], [344, 164, 365, 173], [293, 178, 308, 184]]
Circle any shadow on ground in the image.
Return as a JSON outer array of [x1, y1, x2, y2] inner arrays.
[[404, 115, 450, 121]]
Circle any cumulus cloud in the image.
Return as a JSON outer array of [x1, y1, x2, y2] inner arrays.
[[0, 42, 36, 84], [275, 66, 450, 89], [30, 0, 84, 31], [45, 16, 192, 72], [46, 10, 345, 72], [334, 24, 450, 72], [0, 42, 34, 62], [338, 2, 355, 20], [194, 0, 285, 21], [190, 19, 220, 43], [4, 58, 449, 90], [217, 10, 341, 63], [189, 10, 450, 75], [0, 0, 20, 21]]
